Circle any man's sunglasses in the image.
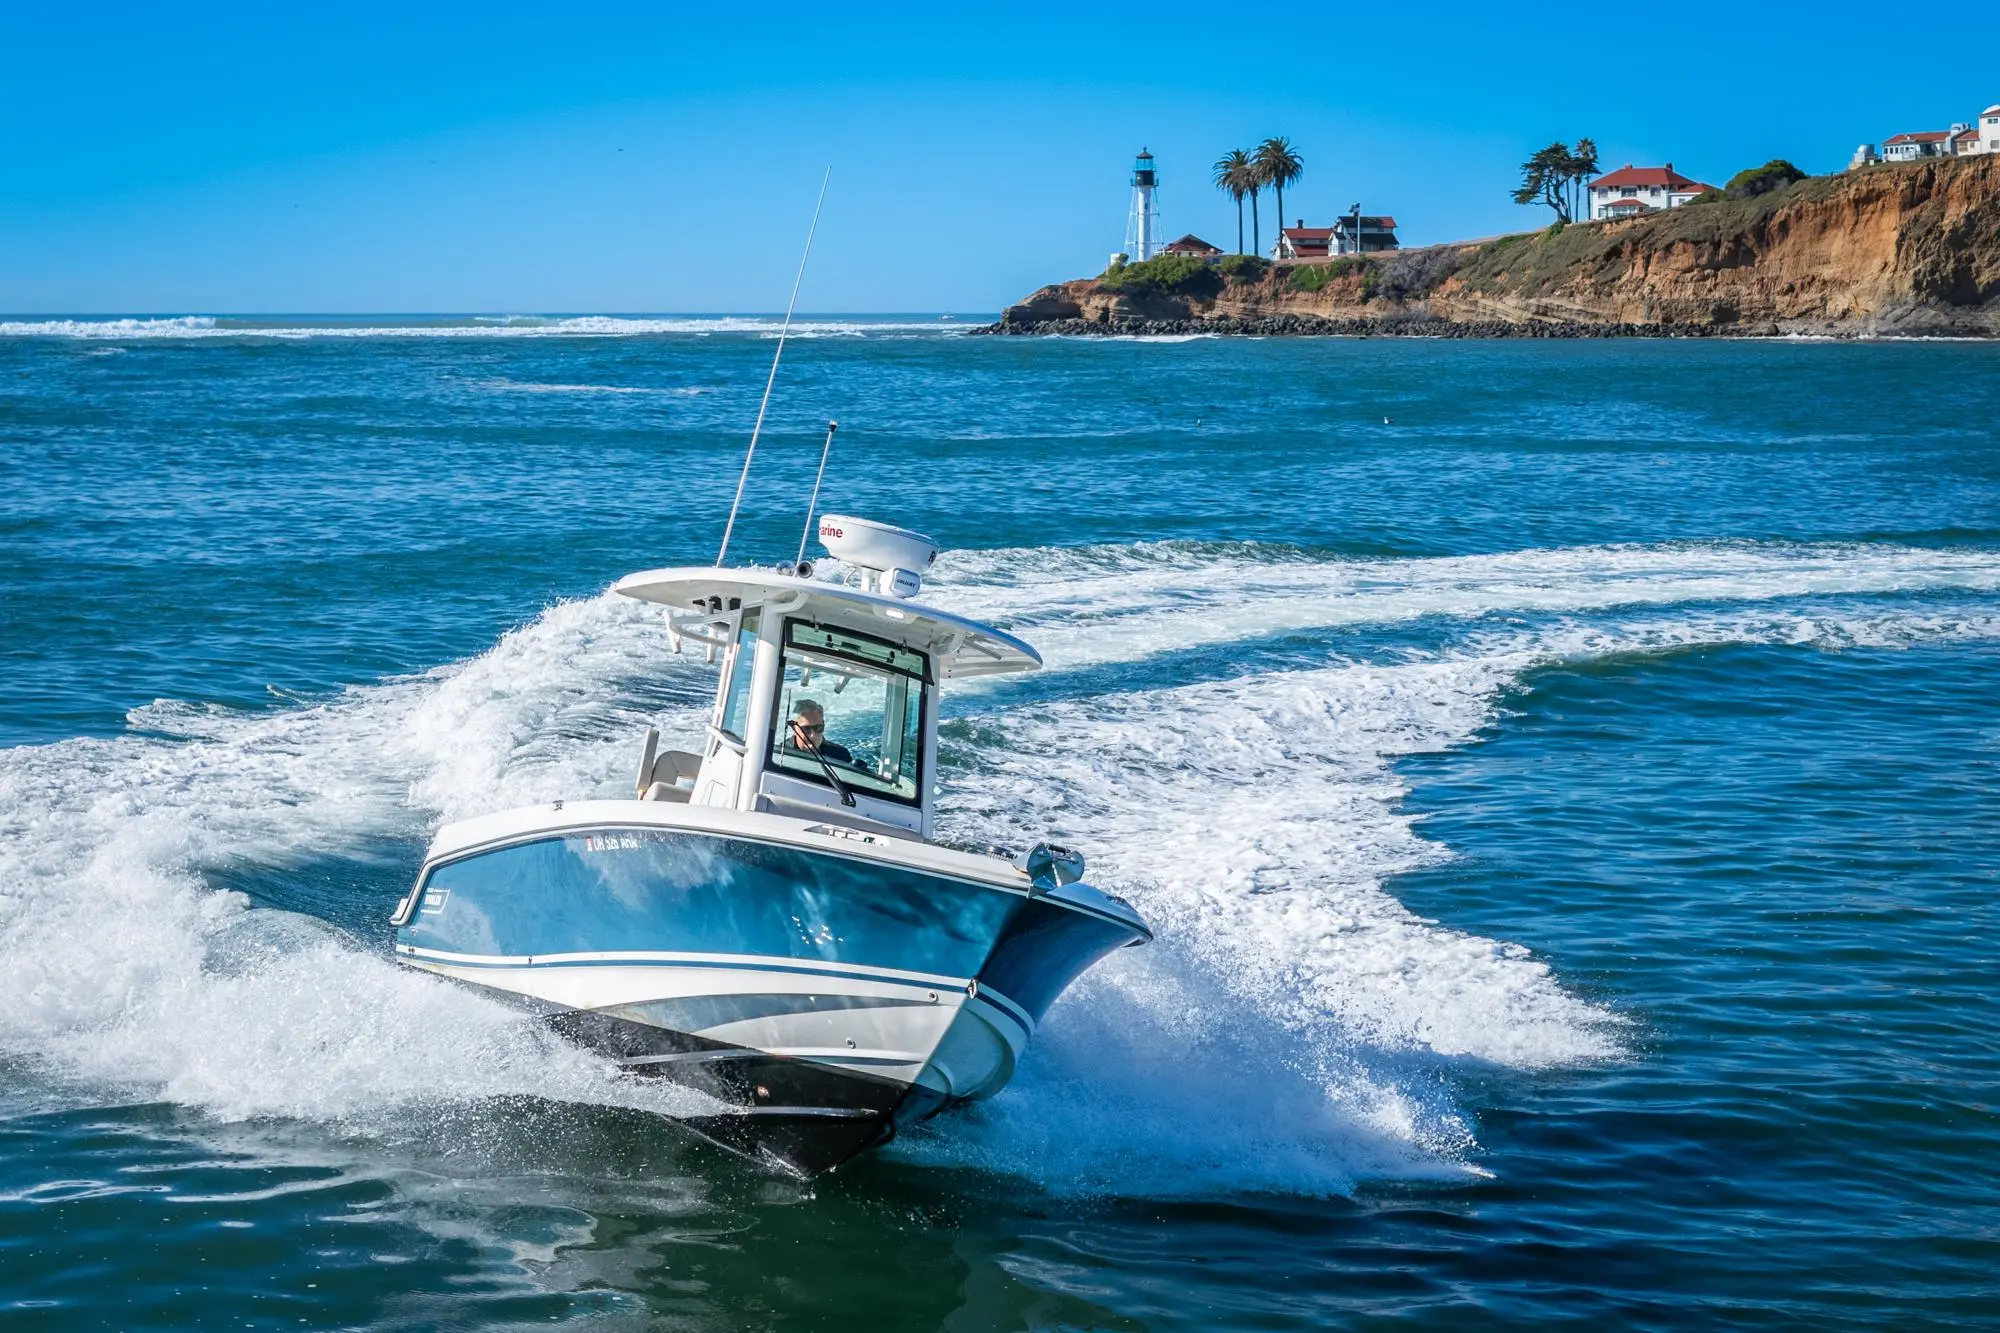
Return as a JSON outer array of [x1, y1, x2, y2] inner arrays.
[[794, 722, 825, 735]]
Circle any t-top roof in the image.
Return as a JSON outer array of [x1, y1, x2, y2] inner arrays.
[[613, 567, 1042, 678]]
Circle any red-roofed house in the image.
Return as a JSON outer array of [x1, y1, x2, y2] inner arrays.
[[1883, 129, 1955, 162], [1275, 223, 1336, 259], [1275, 216, 1400, 259], [1860, 103, 2000, 166], [1160, 233, 1225, 258], [1333, 216, 1398, 255], [1951, 105, 2000, 155], [1587, 164, 1716, 220]]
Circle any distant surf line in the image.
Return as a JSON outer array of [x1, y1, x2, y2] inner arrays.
[[0, 315, 976, 340]]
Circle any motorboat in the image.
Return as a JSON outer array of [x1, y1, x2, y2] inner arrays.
[[390, 515, 1151, 1173]]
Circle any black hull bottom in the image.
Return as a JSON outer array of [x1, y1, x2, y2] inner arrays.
[[547, 1008, 950, 1175]]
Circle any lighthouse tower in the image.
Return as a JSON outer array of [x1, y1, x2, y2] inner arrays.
[[1124, 149, 1160, 261]]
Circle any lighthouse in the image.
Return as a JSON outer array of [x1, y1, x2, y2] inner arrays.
[[1125, 149, 1160, 261]]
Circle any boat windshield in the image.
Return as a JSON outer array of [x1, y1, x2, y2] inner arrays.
[[717, 612, 761, 742], [768, 620, 928, 804]]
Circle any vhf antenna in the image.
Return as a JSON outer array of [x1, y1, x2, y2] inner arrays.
[[715, 167, 831, 567], [794, 420, 838, 572]]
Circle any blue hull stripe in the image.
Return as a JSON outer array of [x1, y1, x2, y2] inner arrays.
[[403, 946, 959, 989], [401, 945, 959, 986], [967, 988, 1034, 1035], [401, 945, 1036, 1029]]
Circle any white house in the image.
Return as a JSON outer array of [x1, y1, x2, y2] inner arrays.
[[1275, 223, 1336, 260], [1273, 216, 1400, 259], [1864, 102, 2000, 165], [1882, 130, 1954, 161], [1332, 216, 1399, 255], [1587, 164, 1716, 221]]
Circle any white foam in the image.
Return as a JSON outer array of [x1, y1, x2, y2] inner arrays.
[[893, 589, 2000, 1191], [929, 539, 2000, 671], [936, 649, 1616, 1067], [482, 380, 716, 395], [0, 596, 720, 1127], [893, 947, 1479, 1195], [3, 538, 1996, 1192], [0, 316, 965, 340], [0, 316, 219, 337]]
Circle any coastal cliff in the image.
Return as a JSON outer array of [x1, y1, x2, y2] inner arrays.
[[988, 154, 2000, 337]]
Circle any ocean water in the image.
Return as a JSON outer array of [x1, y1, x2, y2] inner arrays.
[[2, 315, 1997, 1329]]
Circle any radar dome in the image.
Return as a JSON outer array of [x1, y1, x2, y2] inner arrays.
[[817, 515, 940, 597]]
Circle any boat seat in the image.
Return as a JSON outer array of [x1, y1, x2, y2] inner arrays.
[[636, 727, 702, 802]]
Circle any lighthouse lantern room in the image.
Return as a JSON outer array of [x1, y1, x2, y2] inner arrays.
[[1124, 149, 1160, 262]]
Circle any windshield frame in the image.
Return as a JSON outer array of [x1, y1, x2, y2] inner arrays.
[[714, 610, 760, 744], [764, 618, 930, 807]]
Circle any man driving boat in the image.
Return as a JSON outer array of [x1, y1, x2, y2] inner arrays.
[[787, 699, 852, 764]]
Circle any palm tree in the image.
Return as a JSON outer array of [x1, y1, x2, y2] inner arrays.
[[1213, 149, 1253, 254], [1254, 137, 1305, 247], [1571, 137, 1600, 222], [1248, 160, 1265, 256]]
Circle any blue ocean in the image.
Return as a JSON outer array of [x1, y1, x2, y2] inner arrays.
[[3, 315, 1997, 1329]]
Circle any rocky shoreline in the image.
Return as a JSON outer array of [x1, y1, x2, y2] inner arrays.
[[974, 314, 1775, 338]]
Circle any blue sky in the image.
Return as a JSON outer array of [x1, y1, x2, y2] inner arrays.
[[3, 2, 1992, 313]]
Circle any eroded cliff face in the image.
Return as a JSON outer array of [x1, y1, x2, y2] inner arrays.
[[996, 155, 2000, 336]]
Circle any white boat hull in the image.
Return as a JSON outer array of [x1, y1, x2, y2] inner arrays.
[[391, 801, 1146, 1171]]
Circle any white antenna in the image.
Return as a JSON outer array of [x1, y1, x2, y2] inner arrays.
[[716, 168, 831, 567], [794, 420, 838, 571]]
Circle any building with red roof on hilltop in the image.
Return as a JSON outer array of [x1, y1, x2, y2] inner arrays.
[[1334, 216, 1398, 254], [1883, 130, 1955, 162], [1159, 234, 1224, 258], [1276, 216, 1399, 258], [1275, 224, 1336, 259], [1857, 102, 2000, 167], [1587, 164, 1717, 221]]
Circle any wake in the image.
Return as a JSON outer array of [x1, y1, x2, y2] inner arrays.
[[2, 537, 1995, 1193]]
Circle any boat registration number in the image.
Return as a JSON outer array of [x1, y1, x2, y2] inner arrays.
[[581, 833, 649, 853]]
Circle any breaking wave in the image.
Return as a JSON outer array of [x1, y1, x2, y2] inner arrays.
[[0, 316, 969, 341], [481, 380, 718, 395]]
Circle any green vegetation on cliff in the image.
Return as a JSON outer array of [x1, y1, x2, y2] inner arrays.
[[1097, 254, 1222, 297], [1451, 167, 1831, 297], [1287, 258, 1372, 293], [1686, 159, 1809, 206]]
